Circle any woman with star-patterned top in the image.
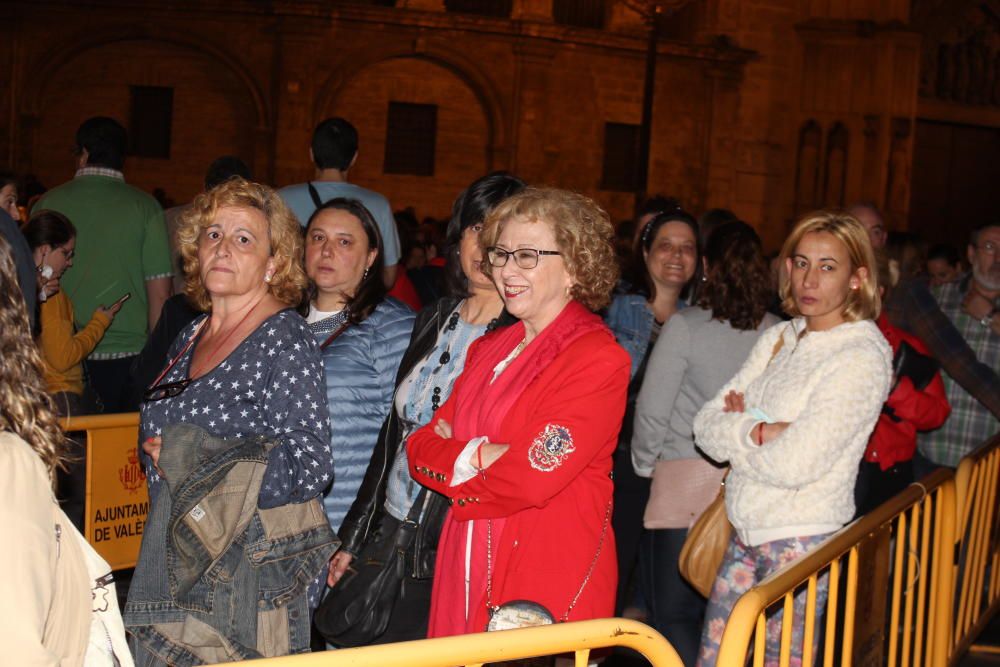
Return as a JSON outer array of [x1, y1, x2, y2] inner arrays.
[[129, 179, 333, 662]]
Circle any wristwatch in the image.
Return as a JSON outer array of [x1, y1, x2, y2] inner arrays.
[[981, 308, 997, 328]]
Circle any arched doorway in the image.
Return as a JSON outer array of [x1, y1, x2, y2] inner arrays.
[[31, 38, 261, 204], [324, 56, 493, 220]]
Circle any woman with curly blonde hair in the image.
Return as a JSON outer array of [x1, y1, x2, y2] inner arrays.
[[127, 178, 336, 662], [0, 235, 133, 665], [407, 187, 631, 636]]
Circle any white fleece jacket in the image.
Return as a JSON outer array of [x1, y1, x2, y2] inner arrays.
[[693, 318, 892, 546]]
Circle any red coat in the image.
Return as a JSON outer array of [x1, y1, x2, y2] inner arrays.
[[407, 314, 629, 635], [387, 270, 422, 311], [865, 315, 950, 470]]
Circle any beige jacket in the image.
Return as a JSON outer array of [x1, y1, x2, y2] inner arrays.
[[0, 431, 91, 666]]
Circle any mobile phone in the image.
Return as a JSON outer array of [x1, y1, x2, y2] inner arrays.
[[112, 292, 132, 308]]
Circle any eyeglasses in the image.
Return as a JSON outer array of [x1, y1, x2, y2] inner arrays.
[[486, 247, 562, 269], [976, 241, 997, 255], [143, 378, 194, 403]]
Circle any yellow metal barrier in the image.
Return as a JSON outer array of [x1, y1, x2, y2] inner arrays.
[[61, 412, 145, 570], [716, 468, 956, 667], [950, 433, 1000, 665], [227, 618, 681, 666]]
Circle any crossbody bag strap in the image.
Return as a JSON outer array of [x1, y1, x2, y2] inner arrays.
[[307, 182, 324, 209], [394, 488, 429, 550], [320, 321, 351, 349]]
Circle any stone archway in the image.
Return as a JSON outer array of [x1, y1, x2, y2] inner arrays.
[[319, 54, 499, 219], [22, 26, 269, 202]]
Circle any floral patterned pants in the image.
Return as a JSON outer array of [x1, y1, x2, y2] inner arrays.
[[696, 532, 831, 667]]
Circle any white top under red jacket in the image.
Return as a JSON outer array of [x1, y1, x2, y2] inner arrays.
[[407, 301, 630, 636]]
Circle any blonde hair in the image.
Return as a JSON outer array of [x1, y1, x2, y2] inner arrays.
[[176, 178, 308, 311], [0, 235, 66, 483], [779, 210, 880, 321], [479, 187, 619, 311]]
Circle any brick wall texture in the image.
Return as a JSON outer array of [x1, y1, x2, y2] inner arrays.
[[1, 0, 940, 249]]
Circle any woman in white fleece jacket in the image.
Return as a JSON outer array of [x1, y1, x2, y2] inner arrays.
[[692, 211, 892, 667]]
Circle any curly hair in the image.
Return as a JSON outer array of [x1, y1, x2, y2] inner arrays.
[[479, 187, 618, 311], [176, 178, 307, 311], [0, 235, 66, 484], [698, 221, 771, 331], [779, 210, 880, 322]]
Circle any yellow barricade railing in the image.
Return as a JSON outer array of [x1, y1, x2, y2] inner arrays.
[[55, 412, 993, 665], [228, 618, 682, 666], [716, 468, 956, 667], [950, 433, 1000, 664], [61, 412, 145, 570]]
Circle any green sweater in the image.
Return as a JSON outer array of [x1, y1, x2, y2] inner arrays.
[[34, 174, 172, 357]]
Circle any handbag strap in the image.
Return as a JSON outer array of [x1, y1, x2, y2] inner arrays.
[[392, 488, 429, 550], [320, 321, 351, 349]]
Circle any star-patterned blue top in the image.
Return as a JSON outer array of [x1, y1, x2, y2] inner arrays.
[[140, 309, 333, 509]]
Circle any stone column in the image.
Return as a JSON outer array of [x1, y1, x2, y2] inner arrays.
[[268, 16, 326, 187], [510, 41, 557, 181]]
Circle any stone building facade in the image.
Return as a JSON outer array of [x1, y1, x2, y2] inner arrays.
[[2, 0, 995, 247]]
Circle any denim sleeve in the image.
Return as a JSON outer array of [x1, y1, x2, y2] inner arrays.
[[258, 327, 334, 509], [902, 281, 1000, 418]]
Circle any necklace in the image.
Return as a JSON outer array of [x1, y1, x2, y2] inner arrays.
[[426, 306, 500, 412], [190, 296, 265, 378]]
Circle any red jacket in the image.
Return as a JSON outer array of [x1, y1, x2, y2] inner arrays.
[[407, 320, 629, 634], [865, 315, 950, 470], [387, 270, 422, 311]]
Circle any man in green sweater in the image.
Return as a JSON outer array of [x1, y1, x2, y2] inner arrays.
[[33, 117, 172, 412]]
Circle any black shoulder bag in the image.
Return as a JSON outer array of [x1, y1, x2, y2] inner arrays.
[[313, 489, 428, 647]]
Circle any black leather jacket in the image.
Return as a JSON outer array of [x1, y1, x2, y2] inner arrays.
[[337, 297, 514, 578]]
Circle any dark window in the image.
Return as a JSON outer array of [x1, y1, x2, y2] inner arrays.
[[128, 86, 173, 159], [553, 0, 605, 28], [444, 0, 512, 17], [384, 102, 437, 176], [601, 122, 640, 192]]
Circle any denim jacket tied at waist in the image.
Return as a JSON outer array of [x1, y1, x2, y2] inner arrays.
[[124, 423, 339, 666]]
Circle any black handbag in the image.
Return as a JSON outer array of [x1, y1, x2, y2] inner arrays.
[[313, 490, 426, 647], [893, 339, 939, 390]]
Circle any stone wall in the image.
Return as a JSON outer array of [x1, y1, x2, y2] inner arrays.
[[1, 0, 965, 249]]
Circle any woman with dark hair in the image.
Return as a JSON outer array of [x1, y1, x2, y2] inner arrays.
[[631, 221, 778, 665], [604, 208, 699, 617], [23, 210, 121, 414], [0, 172, 20, 221], [317, 172, 523, 646], [303, 198, 415, 546]]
